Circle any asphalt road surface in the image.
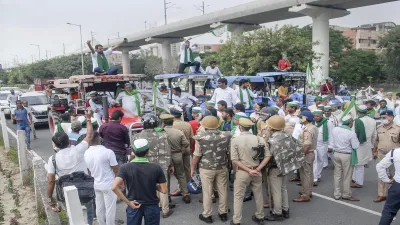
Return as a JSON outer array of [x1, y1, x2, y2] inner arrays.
[[5, 119, 391, 225]]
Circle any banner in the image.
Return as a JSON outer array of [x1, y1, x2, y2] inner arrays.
[[341, 97, 357, 121], [152, 81, 169, 113]]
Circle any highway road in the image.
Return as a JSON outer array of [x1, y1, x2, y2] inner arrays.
[[5, 119, 389, 225]]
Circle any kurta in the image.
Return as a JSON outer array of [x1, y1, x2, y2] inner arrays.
[[115, 91, 143, 116], [355, 116, 377, 165]]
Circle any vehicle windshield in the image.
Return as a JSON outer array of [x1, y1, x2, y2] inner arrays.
[[0, 93, 8, 100], [20, 95, 49, 105]]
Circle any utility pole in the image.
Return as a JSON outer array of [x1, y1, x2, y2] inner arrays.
[[202, 1, 204, 14], [46, 50, 48, 60], [63, 43, 66, 55], [91, 31, 96, 44], [145, 21, 147, 30], [194, 1, 208, 15], [164, 0, 175, 25]]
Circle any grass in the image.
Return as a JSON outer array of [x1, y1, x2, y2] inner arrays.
[[0, 130, 4, 147], [7, 147, 19, 165], [37, 207, 47, 225], [59, 210, 69, 225]]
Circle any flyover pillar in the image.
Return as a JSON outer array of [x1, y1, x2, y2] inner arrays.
[[289, 4, 350, 83], [121, 48, 131, 74], [161, 40, 172, 72]]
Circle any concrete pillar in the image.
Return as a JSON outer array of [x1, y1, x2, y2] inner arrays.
[[64, 186, 87, 225], [17, 130, 30, 185], [0, 110, 10, 150], [289, 4, 350, 84], [161, 40, 172, 72], [121, 49, 131, 74]]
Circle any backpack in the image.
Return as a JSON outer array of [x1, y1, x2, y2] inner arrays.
[[52, 154, 95, 203], [267, 132, 305, 176]]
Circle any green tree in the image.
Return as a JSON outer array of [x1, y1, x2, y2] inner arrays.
[[379, 26, 400, 81], [330, 49, 384, 86]]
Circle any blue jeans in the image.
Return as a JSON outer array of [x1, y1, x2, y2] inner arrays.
[[126, 204, 160, 225], [185, 106, 193, 121], [82, 199, 94, 225], [379, 181, 400, 225], [16, 125, 30, 149], [94, 67, 118, 75]]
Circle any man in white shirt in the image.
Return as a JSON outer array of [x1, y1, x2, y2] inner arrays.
[[89, 91, 108, 126], [47, 109, 94, 224], [7, 89, 18, 106], [115, 83, 143, 116], [385, 92, 395, 110], [331, 115, 360, 201], [236, 79, 258, 110], [172, 87, 198, 121], [87, 39, 127, 75], [178, 38, 199, 73], [189, 52, 205, 74], [211, 78, 238, 108], [376, 148, 400, 225], [84, 132, 119, 225], [205, 61, 223, 76]]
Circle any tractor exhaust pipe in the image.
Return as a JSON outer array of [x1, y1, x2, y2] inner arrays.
[[102, 95, 109, 123]]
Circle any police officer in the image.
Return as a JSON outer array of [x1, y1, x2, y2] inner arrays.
[[170, 107, 194, 198], [377, 147, 400, 225], [160, 113, 192, 204], [191, 116, 232, 223], [373, 110, 400, 203], [132, 113, 174, 218], [293, 111, 318, 202], [264, 116, 290, 221], [230, 118, 272, 225]]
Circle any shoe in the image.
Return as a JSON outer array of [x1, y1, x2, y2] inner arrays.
[[218, 213, 228, 222], [282, 209, 290, 219], [374, 196, 387, 203], [251, 215, 264, 225], [313, 182, 318, 186], [264, 213, 284, 221], [298, 192, 312, 198], [183, 195, 191, 204], [199, 214, 213, 223], [293, 196, 310, 202], [162, 210, 174, 218], [289, 177, 300, 182], [342, 196, 360, 201], [364, 164, 369, 168], [351, 183, 363, 188], [212, 197, 217, 203], [214, 191, 219, 199], [230, 221, 240, 225], [170, 189, 182, 196], [243, 196, 252, 202]]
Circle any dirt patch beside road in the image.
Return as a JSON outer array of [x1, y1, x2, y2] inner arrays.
[[0, 148, 37, 225]]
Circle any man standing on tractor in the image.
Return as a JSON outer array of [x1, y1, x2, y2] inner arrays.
[[178, 38, 199, 73], [115, 83, 143, 116], [87, 39, 127, 75]]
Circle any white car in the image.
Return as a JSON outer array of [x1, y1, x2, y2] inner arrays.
[[0, 91, 11, 118], [11, 92, 50, 126]]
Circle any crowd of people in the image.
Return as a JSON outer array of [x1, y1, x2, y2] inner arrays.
[[37, 75, 399, 225]]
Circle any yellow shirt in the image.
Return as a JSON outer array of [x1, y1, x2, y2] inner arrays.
[[278, 86, 288, 97]]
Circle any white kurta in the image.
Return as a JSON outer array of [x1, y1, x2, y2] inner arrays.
[[314, 120, 334, 179], [236, 88, 258, 109], [356, 116, 377, 165], [115, 92, 143, 116]]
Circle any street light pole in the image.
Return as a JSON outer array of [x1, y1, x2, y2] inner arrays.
[[67, 22, 85, 75], [30, 44, 40, 60], [164, 0, 175, 25]]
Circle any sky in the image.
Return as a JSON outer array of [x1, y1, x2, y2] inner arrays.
[[1, 0, 399, 68]]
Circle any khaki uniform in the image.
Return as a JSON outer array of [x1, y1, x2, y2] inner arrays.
[[133, 129, 172, 214], [173, 120, 194, 184], [194, 130, 231, 217], [164, 126, 190, 196], [259, 125, 272, 203], [376, 124, 400, 196], [230, 131, 271, 224], [299, 123, 318, 198]]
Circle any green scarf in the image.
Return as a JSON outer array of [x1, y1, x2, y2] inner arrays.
[[354, 116, 367, 144], [239, 88, 253, 108], [56, 123, 63, 133], [338, 125, 358, 165], [184, 47, 194, 64], [154, 127, 165, 133], [367, 109, 375, 118], [97, 53, 109, 71], [313, 118, 328, 142], [125, 90, 141, 116], [230, 120, 236, 135], [131, 156, 149, 163]]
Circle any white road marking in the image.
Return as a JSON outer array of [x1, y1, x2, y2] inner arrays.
[[312, 192, 382, 217]]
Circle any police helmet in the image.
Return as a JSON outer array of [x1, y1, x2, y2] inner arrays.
[[258, 107, 278, 121], [142, 112, 158, 129], [187, 174, 202, 194]]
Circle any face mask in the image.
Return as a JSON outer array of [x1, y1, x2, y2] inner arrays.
[[382, 119, 389, 125]]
